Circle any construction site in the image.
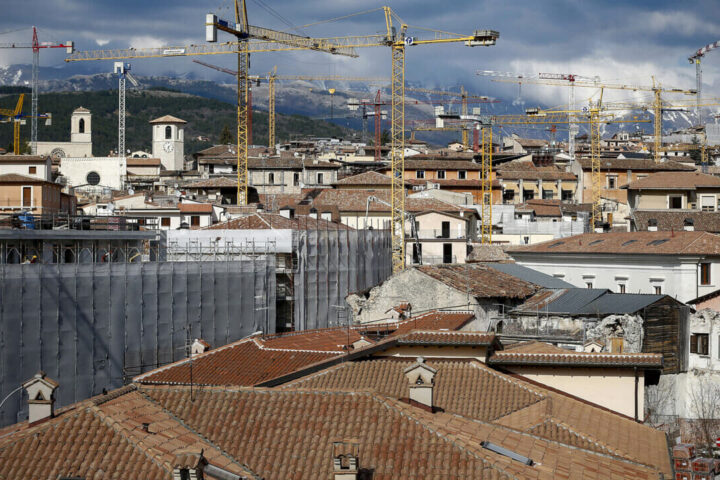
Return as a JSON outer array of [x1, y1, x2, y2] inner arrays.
[[2, 1, 720, 477]]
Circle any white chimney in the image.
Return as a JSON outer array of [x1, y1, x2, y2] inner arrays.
[[332, 441, 359, 480], [191, 339, 211, 357], [683, 218, 695, 231], [279, 207, 294, 219], [403, 356, 437, 410], [22, 372, 59, 424], [309, 208, 318, 219], [648, 218, 658, 232]]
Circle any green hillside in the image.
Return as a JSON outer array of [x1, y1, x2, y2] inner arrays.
[[0, 88, 356, 156]]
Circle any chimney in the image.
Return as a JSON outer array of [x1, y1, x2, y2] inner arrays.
[[684, 218, 695, 231], [191, 338, 211, 357], [309, 207, 318, 219], [279, 206, 295, 219], [403, 356, 437, 411], [332, 441, 360, 480], [648, 218, 658, 232], [172, 453, 207, 480], [22, 372, 59, 424]]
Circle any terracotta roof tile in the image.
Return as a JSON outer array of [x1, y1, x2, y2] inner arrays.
[[497, 170, 577, 181], [400, 159, 485, 170], [184, 177, 239, 188], [508, 230, 720, 255], [135, 338, 337, 386], [177, 203, 213, 214], [0, 173, 54, 185], [416, 264, 539, 299], [390, 310, 476, 335], [126, 157, 162, 166], [334, 170, 392, 185], [149, 115, 186, 124], [631, 210, 720, 233], [578, 158, 695, 171], [312, 189, 475, 213], [624, 171, 720, 189], [205, 212, 351, 230], [396, 330, 498, 346], [489, 341, 664, 368]]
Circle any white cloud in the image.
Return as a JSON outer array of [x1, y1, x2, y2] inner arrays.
[[95, 39, 110, 46]]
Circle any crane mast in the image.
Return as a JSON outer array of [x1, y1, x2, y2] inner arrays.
[[689, 40, 720, 125]]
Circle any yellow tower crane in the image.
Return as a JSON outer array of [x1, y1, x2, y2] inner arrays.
[[0, 94, 25, 154], [312, 7, 498, 272], [66, 0, 357, 205], [484, 72, 696, 162]]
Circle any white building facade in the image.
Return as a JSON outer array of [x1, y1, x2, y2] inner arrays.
[[36, 107, 93, 158]]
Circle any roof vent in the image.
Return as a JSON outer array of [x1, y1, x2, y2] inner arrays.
[[684, 218, 695, 231], [481, 441, 534, 466], [256, 203, 264, 213], [22, 372, 59, 424], [191, 339, 211, 357], [403, 356, 437, 411], [648, 218, 658, 231], [332, 441, 359, 480], [309, 207, 318, 219], [279, 206, 295, 219]]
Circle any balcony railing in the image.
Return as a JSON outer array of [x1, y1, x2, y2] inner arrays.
[[408, 229, 465, 240], [410, 255, 457, 265]]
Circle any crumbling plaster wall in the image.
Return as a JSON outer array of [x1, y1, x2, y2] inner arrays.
[[346, 268, 497, 328]]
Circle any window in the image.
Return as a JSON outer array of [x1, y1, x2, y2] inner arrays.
[[437, 170, 446, 179], [441, 221, 450, 239], [268, 172, 275, 184], [22, 186, 32, 207], [78, 118, 85, 133], [690, 333, 709, 355], [523, 189, 534, 201], [701, 263, 711, 285], [442, 243, 453, 264], [208, 164, 214, 174], [654, 286, 662, 294], [495, 320, 503, 334], [317, 173, 324, 184], [86, 171, 100, 186], [701, 195, 715, 212], [542, 189, 554, 200], [412, 243, 422, 264], [190, 215, 200, 227], [503, 190, 515, 203], [669, 195, 683, 209], [561, 190, 573, 201], [28, 166, 36, 175], [165, 125, 172, 140], [586, 282, 593, 289], [618, 284, 626, 293], [293, 173, 300, 186], [416, 170, 425, 179], [458, 170, 467, 180], [161, 217, 171, 227], [607, 175, 618, 189]]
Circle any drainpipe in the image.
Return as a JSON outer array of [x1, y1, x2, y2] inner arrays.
[[634, 367, 639, 422]]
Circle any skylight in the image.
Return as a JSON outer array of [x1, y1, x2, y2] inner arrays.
[[622, 240, 637, 246], [548, 241, 564, 248], [648, 239, 670, 246], [589, 239, 604, 246]]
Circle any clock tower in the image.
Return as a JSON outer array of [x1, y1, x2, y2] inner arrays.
[[150, 115, 186, 171]]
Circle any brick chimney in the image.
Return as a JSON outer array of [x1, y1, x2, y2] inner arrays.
[[191, 338, 211, 357], [332, 441, 359, 480], [22, 371, 59, 424], [403, 356, 437, 410]]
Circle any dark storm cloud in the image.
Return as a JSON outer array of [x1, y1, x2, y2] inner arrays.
[[2, 0, 719, 102]]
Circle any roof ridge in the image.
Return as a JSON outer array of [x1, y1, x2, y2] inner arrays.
[[135, 388, 263, 479]]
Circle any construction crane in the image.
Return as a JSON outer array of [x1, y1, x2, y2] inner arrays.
[[365, 195, 421, 265], [113, 63, 139, 159], [482, 72, 696, 163], [0, 94, 25, 154], [0, 27, 72, 154], [406, 86, 494, 148], [0, 94, 52, 154], [689, 40, 720, 123], [311, 8, 498, 272], [349, 91, 388, 162], [192, 59, 386, 148], [66, 1, 357, 206]]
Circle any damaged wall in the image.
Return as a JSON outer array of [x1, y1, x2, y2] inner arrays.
[[346, 268, 500, 328]]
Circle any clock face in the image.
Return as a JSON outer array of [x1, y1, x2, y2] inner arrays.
[[163, 141, 174, 153]]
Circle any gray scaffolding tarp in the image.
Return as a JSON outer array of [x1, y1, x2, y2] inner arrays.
[[0, 258, 275, 426], [294, 229, 391, 330]]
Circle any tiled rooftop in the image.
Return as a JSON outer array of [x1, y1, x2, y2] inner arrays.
[[578, 158, 695, 171], [631, 210, 720, 233], [313, 188, 475, 213], [624, 171, 720, 190], [416, 263, 539, 299], [508, 230, 720, 256], [390, 310, 476, 335], [489, 341, 664, 368], [205, 212, 351, 230]]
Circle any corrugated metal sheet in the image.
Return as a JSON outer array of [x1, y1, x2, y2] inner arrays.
[[480, 263, 574, 289], [579, 293, 666, 315]]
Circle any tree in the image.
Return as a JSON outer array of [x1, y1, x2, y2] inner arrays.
[[219, 124, 233, 145], [688, 374, 720, 454], [690, 135, 703, 165]]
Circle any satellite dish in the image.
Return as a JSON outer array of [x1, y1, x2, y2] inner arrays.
[[128, 188, 135, 195]]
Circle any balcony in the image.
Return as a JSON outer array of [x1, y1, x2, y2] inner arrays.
[[409, 229, 466, 240], [409, 255, 457, 265]]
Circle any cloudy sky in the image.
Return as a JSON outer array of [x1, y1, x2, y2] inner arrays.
[[2, 0, 720, 106]]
